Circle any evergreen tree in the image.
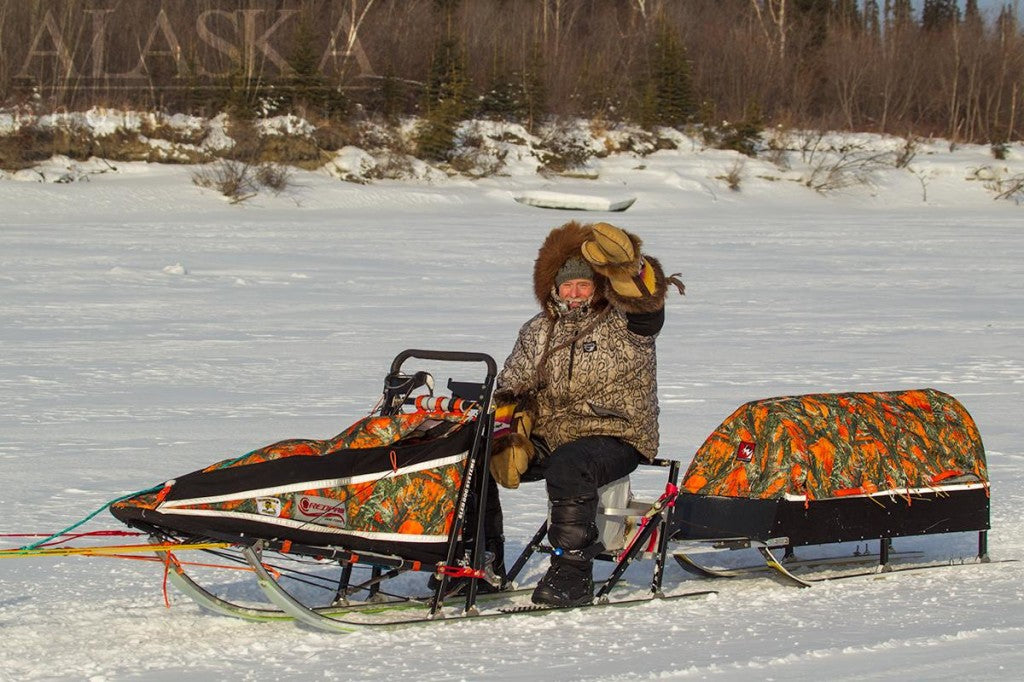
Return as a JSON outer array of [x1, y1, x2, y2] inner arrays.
[[793, 0, 832, 46], [963, 0, 982, 30], [890, 0, 915, 29], [833, 0, 862, 27], [478, 69, 527, 122], [521, 42, 547, 133], [922, 0, 960, 31], [996, 3, 1018, 37], [638, 17, 695, 129], [284, 15, 347, 119], [864, 0, 882, 37], [417, 1, 471, 162]]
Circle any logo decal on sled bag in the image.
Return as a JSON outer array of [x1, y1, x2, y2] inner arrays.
[[294, 495, 348, 528], [255, 497, 283, 517], [735, 441, 755, 462]]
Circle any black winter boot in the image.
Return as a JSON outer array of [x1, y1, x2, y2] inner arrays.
[[531, 556, 594, 606], [531, 495, 600, 606]]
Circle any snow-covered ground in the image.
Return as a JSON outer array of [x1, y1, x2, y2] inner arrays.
[[1, 137, 1022, 681]]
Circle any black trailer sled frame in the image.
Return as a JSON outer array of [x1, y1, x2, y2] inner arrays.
[[507, 462, 992, 592], [667, 484, 991, 588]]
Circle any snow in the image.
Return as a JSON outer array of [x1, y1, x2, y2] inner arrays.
[[1, 132, 1023, 681]]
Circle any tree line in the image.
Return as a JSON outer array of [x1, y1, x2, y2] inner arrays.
[[2, 0, 1022, 147]]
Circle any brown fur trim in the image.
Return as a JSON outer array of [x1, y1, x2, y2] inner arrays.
[[605, 254, 675, 314], [533, 221, 609, 315]]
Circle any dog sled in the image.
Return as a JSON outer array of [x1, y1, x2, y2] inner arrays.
[[10, 351, 993, 632], [666, 388, 991, 586]]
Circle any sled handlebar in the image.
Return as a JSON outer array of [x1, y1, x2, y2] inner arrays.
[[390, 349, 498, 377]]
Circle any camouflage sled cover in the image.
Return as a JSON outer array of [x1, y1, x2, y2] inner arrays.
[[681, 388, 987, 501], [111, 410, 473, 560]]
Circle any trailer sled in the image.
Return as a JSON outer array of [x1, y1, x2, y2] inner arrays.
[[665, 388, 991, 586]]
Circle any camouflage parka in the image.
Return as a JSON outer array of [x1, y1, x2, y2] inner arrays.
[[495, 222, 681, 461]]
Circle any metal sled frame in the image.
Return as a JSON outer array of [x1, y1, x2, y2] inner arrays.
[[668, 484, 991, 588], [135, 349, 512, 625], [505, 458, 685, 601], [509, 457, 992, 593]]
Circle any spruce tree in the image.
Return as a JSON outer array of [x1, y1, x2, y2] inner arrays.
[[963, 0, 982, 32], [864, 0, 882, 38], [639, 17, 695, 129], [890, 0, 915, 29], [793, 0, 832, 46], [833, 0, 862, 27], [922, 0, 960, 31], [284, 15, 346, 119], [418, 1, 471, 162], [521, 42, 547, 133]]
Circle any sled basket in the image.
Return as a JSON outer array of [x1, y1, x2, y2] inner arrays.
[[669, 388, 990, 547], [111, 350, 499, 565]]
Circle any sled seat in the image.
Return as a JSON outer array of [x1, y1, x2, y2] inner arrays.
[[595, 457, 681, 556]]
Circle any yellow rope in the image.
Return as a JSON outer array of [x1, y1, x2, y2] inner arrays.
[[0, 541, 232, 558]]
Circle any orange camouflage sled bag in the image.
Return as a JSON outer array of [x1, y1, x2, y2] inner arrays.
[[111, 408, 475, 563], [681, 388, 987, 501], [669, 388, 989, 548]]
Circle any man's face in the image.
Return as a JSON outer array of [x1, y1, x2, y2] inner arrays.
[[557, 278, 595, 308]]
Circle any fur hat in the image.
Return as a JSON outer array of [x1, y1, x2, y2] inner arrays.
[[533, 221, 609, 315]]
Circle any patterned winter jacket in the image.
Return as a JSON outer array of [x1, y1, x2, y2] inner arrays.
[[496, 305, 662, 460], [495, 221, 680, 462]]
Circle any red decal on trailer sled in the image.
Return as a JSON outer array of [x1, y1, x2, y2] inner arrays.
[[735, 441, 755, 462]]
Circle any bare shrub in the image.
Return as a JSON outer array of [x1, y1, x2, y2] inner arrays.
[[366, 150, 413, 180], [893, 136, 919, 169], [994, 175, 1024, 203], [191, 160, 258, 204], [0, 127, 55, 170], [447, 126, 508, 178], [537, 122, 596, 174], [255, 163, 294, 194], [716, 158, 746, 191], [800, 137, 891, 193], [764, 125, 793, 169]]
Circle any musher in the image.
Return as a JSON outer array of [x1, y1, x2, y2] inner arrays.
[[488, 220, 683, 606]]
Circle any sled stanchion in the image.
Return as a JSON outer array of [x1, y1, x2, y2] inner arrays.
[[369, 566, 382, 601], [650, 460, 681, 596], [418, 351, 497, 618], [335, 562, 354, 604], [505, 521, 549, 586], [464, 408, 497, 616], [979, 530, 989, 562]]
